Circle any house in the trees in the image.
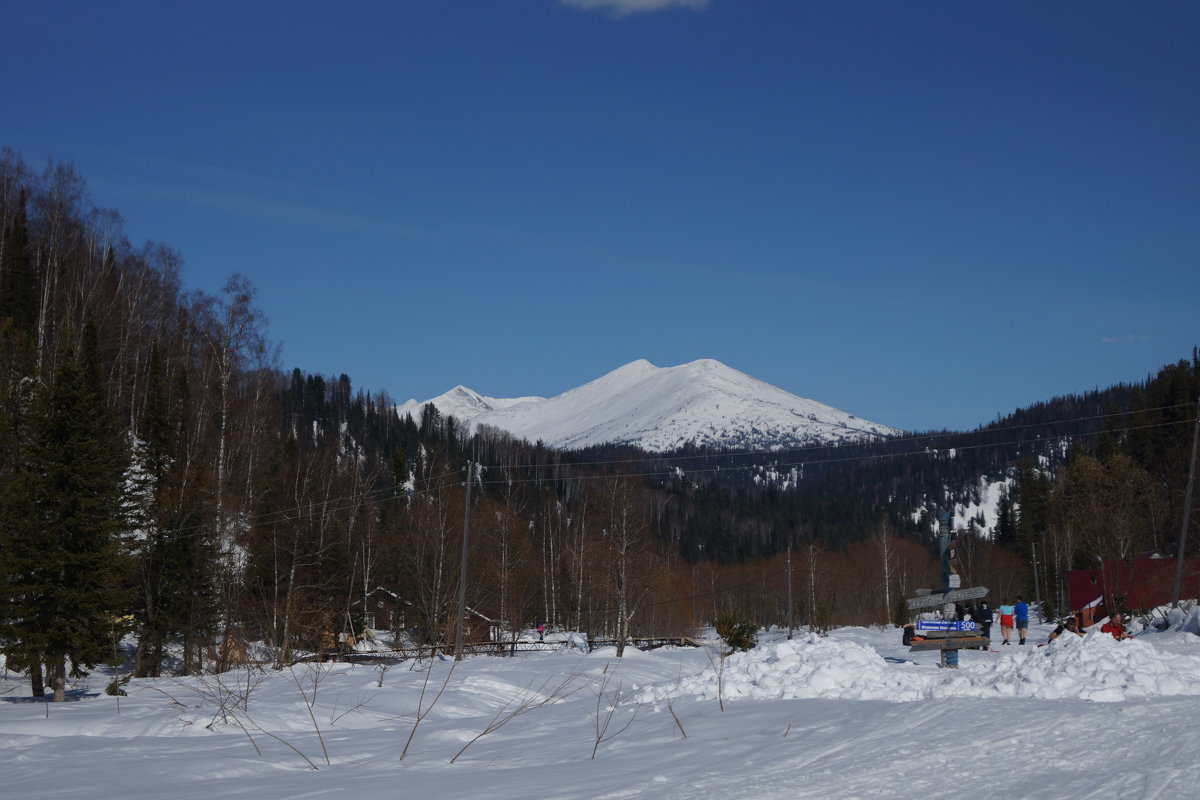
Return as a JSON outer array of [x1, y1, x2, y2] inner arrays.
[[352, 587, 405, 631], [350, 590, 500, 642], [1068, 554, 1200, 624]]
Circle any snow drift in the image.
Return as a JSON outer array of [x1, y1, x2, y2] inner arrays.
[[637, 631, 1200, 705]]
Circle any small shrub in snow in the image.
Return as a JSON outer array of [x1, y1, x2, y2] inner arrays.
[[715, 614, 757, 653]]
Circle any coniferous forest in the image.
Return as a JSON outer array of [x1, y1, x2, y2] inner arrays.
[[1, 150, 1197, 699]]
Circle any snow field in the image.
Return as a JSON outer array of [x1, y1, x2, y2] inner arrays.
[[4, 626, 1200, 799]]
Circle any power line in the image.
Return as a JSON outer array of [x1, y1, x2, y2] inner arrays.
[[470, 401, 1196, 473], [127, 408, 1196, 543], [131, 468, 466, 542], [470, 416, 1197, 491], [549, 555, 1036, 616]]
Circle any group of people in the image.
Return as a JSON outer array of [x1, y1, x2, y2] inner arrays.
[[997, 597, 1031, 645], [964, 596, 1029, 644], [958, 597, 1135, 646], [1046, 611, 1132, 641]]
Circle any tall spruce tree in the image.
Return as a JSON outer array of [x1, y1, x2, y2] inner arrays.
[[1014, 456, 1052, 567], [994, 489, 1017, 547], [0, 190, 39, 335], [130, 340, 188, 676], [0, 325, 130, 699]]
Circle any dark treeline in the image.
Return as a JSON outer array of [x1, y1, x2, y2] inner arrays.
[[0, 152, 860, 700], [1001, 355, 1200, 618], [577, 375, 1168, 557], [1, 151, 1195, 700], [586, 355, 1198, 620]]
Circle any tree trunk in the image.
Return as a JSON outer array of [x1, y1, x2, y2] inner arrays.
[[51, 657, 66, 702], [30, 661, 45, 698]]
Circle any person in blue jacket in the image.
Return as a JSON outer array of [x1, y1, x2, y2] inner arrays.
[[1014, 597, 1030, 645]]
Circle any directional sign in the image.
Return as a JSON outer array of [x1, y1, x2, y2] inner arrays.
[[916, 620, 977, 632], [908, 636, 990, 652], [905, 586, 989, 610], [919, 630, 977, 639]]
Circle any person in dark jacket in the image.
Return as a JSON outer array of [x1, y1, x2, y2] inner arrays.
[[1048, 617, 1083, 642], [976, 601, 994, 643]]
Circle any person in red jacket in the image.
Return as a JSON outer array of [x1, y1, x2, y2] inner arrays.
[[1100, 612, 1132, 640]]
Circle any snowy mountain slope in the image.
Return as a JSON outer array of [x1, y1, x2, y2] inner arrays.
[[394, 385, 545, 424], [397, 358, 901, 452], [912, 473, 1017, 539]]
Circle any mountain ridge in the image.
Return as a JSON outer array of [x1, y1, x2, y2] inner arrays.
[[396, 359, 901, 452]]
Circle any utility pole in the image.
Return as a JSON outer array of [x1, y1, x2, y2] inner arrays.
[[1031, 541, 1043, 624], [786, 543, 794, 640], [454, 460, 474, 661], [1171, 395, 1200, 608], [938, 512, 952, 594]]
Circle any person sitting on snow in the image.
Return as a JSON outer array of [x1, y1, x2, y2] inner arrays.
[[1100, 612, 1132, 640], [1047, 616, 1083, 642]]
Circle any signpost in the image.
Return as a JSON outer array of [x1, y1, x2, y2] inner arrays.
[[907, 513, 990, 667], [916, 620, 976, 632], [904, 586, 989, 610], [907, 636, 990, 656]]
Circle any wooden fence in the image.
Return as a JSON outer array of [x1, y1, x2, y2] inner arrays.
[[305, 635, 701, 664]]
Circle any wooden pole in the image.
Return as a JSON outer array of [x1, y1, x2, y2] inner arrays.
[[1031, 541, 1042, 624], [938, 513, 951, 594], [786, 543, 794, 640], [1171, 395, 1200, 608], [454, 460, 474, 661]]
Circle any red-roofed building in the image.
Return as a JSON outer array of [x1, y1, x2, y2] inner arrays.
[[1068, 555, 1200, 623]]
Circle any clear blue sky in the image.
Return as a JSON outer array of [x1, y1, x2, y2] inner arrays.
[[5, 1, 1197, 432]]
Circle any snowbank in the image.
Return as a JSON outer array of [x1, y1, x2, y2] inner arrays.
[[638, 631, 1200, 705], [640, 635, 930, 703], [940, 632, 1200, 702], [1165, 605, 1200, 636]]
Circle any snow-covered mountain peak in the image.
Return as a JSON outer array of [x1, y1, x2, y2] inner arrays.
[[395, 385, 545, 424], [561, 359, 658, 395], [445, 385, 484, 404], [396, 359, 901, 452], [684, 357, 723, 370]]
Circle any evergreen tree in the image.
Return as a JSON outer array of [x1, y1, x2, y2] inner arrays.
[[129, 340, 195, 676], [0, 327, 130, 699], [0, 191, 39, 334], [165, 361, 219, 675], [994, 489, 1016, 547], [1015, 456, 1051, 559]]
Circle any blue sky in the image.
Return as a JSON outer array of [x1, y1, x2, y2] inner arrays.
[[4, 0, 1197, 432]]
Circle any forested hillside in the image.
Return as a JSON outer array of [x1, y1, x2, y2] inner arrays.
[[613, 354, 1199, 619], [1, 152, 907, 698], [1, 151, 1196, 700]]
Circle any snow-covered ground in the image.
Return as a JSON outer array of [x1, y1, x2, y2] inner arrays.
[[4, 623, 1200, 799]]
